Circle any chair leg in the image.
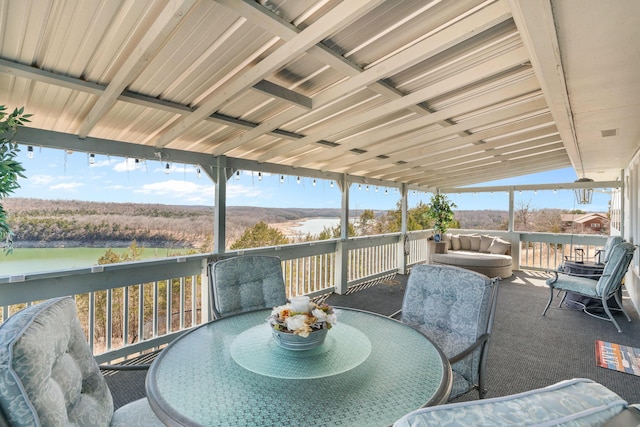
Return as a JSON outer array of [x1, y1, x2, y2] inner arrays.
[[542, 286, 554, 315], [614, 290, 632, 322], [557, 291, 567, 308], [601, 298, 623, 333]]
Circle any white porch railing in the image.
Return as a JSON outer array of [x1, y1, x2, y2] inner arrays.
[[0, 230, 609, 362]]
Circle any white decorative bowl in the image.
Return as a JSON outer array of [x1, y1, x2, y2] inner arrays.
[[272, 328, 328, 351]]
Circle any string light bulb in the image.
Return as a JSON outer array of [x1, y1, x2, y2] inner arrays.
[[297, 176, 301, 184], [165, 162, 171, 174], [235, 170, 240, 180], [89, 153, 95, 164], [196, 167, 201, 179], [312, 179, 317, 186], [135, 159, 140, 169], [280, 175, 284, 183], [330, 181, 334, 188], [27, 146, 34, 159], [258, 172, 262, 181]]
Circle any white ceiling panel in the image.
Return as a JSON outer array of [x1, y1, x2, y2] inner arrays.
[[1, 0, 637, 191]]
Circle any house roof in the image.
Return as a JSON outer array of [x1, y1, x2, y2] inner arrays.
[[560, 213, 609, 224], [1, 0, 638, 191]]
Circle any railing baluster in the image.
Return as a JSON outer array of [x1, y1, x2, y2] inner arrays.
[[137, 285, 144, 342], [123, 286, 129, 346]]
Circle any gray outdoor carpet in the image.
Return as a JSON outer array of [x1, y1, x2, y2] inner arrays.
[[105, 270, 640, 410]]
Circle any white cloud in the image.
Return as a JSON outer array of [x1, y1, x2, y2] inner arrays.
[[226, 183, 262, 199], [50, 182, 84, 191], [90, 159, 114, 168], [113, 158, 140, 172], [135, 179, 212, 197], [24, 174, 56, 186]]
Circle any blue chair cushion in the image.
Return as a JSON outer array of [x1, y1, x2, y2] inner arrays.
[[212, 256, 287, 317], [402, 265, 496, 398], [0, 297, 163, 426], [546, 274, 598, 297], [0, 297, 113, 426], [394, 378, 628, 427]]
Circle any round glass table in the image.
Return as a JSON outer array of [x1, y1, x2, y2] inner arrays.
[[146, 308, 452, 427]]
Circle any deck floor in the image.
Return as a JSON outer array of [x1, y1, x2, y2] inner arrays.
[[106, 269, 640, 411]]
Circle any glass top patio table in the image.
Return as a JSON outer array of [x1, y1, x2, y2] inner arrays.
[[146, 308, 452, 427]]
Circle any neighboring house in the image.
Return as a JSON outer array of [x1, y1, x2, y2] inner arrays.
[[561, 213, 610, 234]]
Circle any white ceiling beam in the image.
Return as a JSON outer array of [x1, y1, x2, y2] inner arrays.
[[259, 45, 531, 163], [154, 0, 384, 148], [78, 0, 197, 138], [211, 1, 513, 157], [508, 0, 582, 173], [377, 113, 556, 176], [354, 132, 562, 180], [322, 95, 548, 171], [373, 121, 558, 180], [419, 150, 569, 187], [438, 180, 620, 194], [0, 59, 308, 141], [297, 73, 541, 168], [399, 140, 565, 183]]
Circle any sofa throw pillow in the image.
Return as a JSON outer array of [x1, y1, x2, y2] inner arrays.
[[450, 234, 461, 251], [489, 238, 510, 255], [459, 235, 472, 250], [480, 235, 495, 253], [469, 235, 481, 251]]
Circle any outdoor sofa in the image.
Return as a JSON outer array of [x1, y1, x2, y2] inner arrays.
[[429, 233, 513, 278]]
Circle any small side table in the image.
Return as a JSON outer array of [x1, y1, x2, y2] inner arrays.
[[427, 241, 448, 263]]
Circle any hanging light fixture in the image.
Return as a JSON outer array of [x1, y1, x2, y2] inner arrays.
[[574, 178, 594, 204]]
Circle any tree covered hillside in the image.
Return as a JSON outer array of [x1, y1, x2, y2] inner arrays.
[[3, 198, 348, 249]]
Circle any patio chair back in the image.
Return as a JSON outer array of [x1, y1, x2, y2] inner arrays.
[[401, 264, 499, 400], [208, 255, 287, 319], [596, 242, 636, 298], [0, 297, 161, 426], [602, 236, 624, 263]]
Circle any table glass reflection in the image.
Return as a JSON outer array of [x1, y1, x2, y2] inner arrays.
[[146, 308, 451, 427]]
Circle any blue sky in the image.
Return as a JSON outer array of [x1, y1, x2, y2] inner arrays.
[[10, 145, 611, 212]]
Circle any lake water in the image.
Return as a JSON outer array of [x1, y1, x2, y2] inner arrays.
[[0, 247, 189, 276], [0, 218, 345, 276], [290, 218, 342, 235]]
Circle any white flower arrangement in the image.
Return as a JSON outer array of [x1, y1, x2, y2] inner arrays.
[[268, 296, 337, 338]]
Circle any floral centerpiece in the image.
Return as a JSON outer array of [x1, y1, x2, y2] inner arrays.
[[268, 296, 337, 350]]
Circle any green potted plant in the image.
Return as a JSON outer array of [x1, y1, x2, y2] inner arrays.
[[425, 193, 456, 242], [1, 106, 31, 253]]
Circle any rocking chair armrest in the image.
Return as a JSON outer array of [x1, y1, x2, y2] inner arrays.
[[548, 270, 560, 285], [449, 333, 490, 364]]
